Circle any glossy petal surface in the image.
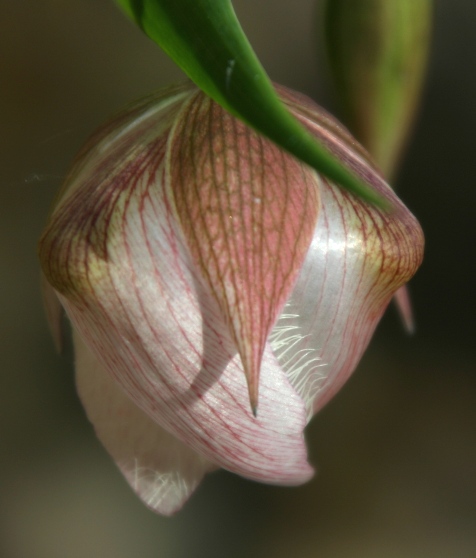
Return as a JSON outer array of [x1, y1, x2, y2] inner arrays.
[[272, 179, 422, 417], [269, 89, 423, 415]]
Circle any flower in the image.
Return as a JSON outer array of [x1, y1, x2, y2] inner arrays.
[[39, 82, 423, 515]]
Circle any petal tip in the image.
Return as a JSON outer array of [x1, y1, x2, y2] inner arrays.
[[241, 351, 261, 418], [394, 285, 415, 334]]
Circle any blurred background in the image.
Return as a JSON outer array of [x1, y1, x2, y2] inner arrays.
[[1, 0, 475, 556]]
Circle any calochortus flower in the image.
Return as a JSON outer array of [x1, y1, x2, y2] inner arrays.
[[39, 82, 423, 515]]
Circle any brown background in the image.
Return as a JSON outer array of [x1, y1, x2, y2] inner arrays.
[[1, 1, 475, 557]]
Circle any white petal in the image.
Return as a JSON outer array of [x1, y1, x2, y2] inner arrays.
[[73, 329, 215, 515], [271, 179, 420, 418]]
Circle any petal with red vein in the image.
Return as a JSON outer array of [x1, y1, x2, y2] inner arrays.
[[168, 93, 320, 410], [270, 177, 423, 418], [40, 97, 313, 482]]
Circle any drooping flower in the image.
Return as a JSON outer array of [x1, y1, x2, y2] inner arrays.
[[39, 82, 423, 515]]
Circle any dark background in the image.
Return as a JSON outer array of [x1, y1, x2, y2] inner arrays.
[[1, 1, 475, 556]]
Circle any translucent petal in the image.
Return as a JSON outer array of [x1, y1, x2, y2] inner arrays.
[[74, 330, 215, 515]]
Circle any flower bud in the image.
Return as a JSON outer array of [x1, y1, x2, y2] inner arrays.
[[39, 82, 423, 514]]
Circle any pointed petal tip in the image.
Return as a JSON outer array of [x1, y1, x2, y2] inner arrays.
[[394, 285, 415, 334], [246, 373, 259, 418], [241, 352, 262, 418]]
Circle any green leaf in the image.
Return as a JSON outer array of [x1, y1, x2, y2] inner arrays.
[[114, 0, 388, 207]]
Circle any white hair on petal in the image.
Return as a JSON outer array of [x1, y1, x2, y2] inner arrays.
[[269, 309, 328, 420]]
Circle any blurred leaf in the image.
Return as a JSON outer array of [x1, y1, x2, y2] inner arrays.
[[323, 0, 432, 178], [114, 0, 388, 207]]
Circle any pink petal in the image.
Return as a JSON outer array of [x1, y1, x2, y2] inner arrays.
[[168, 93, 320, 410], [73, 330, 215, 516], [40, 92, 313, 484]]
